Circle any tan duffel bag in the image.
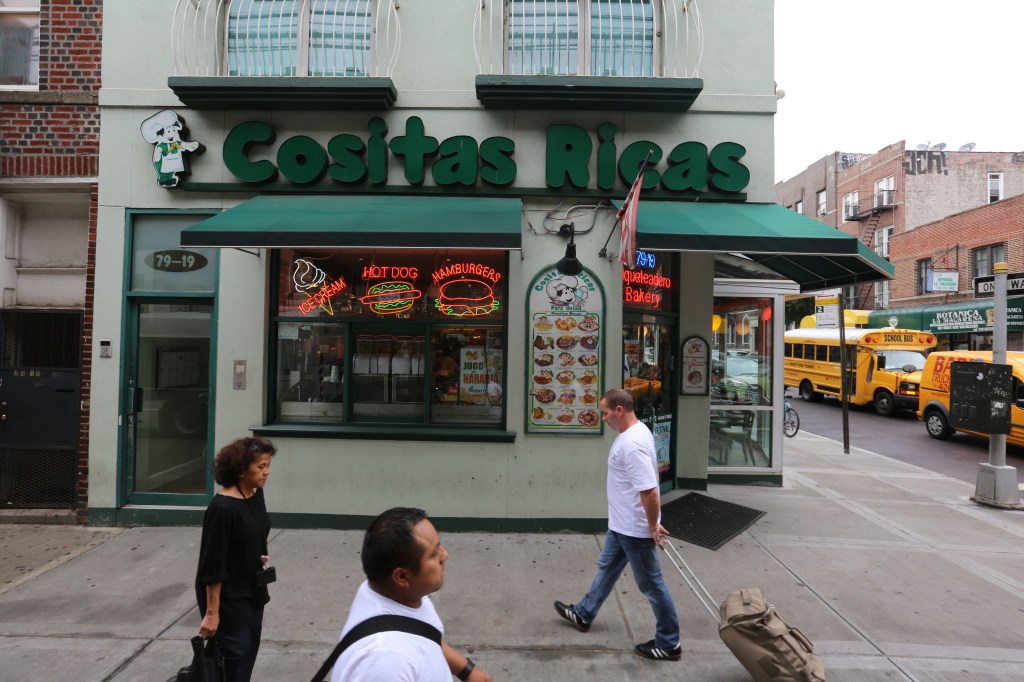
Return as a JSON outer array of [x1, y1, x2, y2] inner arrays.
[[718, 587, 826, 682]]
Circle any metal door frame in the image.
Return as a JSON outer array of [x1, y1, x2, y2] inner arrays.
[[120, 296, 216, 507]]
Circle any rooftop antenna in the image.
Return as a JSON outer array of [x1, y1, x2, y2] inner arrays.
[[928, 142, 946, 151], [959, 142, 976, 151], [916, 141, 930, 151]]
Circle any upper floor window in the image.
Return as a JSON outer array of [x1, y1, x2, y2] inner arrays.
[[508, 0, 656, 76], [0, 1, 39, 88], [988, 173, 1003, 203], [874, 175, 895, 207], [973, 243, 1005, 278], [874, 280, 890, 309], [916, 258, 931, 295], [228, 0, 373, 77], [873, 225, 893, 259], [816, 190, 826, 216], [794, 201, 803, 215], [842, 191, 859, 221]]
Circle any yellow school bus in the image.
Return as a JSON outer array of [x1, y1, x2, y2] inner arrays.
[[783, 328, 936, 416]]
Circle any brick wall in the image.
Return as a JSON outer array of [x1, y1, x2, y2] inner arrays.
[[0, 0, 102, 179], [1, 0, 101, 522], [890, 194, 1024, 305]]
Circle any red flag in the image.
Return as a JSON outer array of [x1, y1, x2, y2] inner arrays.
[[617, 166, 646, 270]]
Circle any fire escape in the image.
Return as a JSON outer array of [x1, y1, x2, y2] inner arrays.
[[845, 190, 896, 310]]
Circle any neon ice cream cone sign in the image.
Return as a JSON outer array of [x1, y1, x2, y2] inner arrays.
[[293, 259, 347, 315]]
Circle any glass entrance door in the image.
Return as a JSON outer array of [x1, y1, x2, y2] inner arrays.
[[124, 301, 213, 503], [622, 318, 675, 488]]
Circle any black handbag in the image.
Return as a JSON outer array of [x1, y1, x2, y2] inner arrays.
[[174, 635, 225, 682]]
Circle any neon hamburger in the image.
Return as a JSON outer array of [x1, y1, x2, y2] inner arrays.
[[435, 278, 498, 317], [360, 281, 422, 315]]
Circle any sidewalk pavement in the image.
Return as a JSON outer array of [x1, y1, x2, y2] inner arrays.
[[2, 432, 1024, 681]]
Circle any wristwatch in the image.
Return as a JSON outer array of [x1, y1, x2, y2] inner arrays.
[[456, 658, 475, 681]]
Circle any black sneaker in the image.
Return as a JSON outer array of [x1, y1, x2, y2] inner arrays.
[[634, 639, 682, 661], [553, 600, 591, 632]]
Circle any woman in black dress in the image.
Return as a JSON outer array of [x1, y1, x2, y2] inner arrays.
[[195, 436, 277, 682]]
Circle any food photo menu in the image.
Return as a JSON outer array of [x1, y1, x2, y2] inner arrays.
[[526, 267, 604, 433]]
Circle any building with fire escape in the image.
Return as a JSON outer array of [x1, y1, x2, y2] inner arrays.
[[776, 141, 1024, 350]]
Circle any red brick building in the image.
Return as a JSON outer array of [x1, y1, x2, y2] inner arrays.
[[0, 0, 101, 520], [777, 141, 1024, 313]]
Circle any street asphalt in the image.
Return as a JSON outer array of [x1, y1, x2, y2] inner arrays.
[[1, 431, 1023, 681]]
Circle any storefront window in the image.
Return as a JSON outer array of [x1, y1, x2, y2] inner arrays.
[[709, 296, 773, 467], [272, 249, 506, 427], [622, 249, 676, 313]]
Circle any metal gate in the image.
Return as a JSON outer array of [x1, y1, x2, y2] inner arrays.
[[0, 311, 82, 508]]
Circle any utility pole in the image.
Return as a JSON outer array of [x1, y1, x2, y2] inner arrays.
[[973, 262, 1022, 508]]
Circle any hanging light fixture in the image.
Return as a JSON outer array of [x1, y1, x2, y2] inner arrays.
[[555, 222, 584, 276]]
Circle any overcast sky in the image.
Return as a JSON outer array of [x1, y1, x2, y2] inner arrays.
[[773, 0, 1024, 183]]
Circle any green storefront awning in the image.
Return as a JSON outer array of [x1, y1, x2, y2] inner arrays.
[[868, 296, 1024, 333], [631, 201, 894, 292], [180, 195, 523, 249]]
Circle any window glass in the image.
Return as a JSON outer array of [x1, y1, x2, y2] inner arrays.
[[591, 0, 654, 77], [0, 1, 39, 86], [711, 296, 773, 406], [815, 345, 827, 361], [278, 249, 505, 320], [272, 249, 507, 427], [131, 215, 217, 292], [803, 343, 814, 360], [276, 322, 346, 421], [784, 342, 792, 358], [507, 0, 654, 76], [828, 346, 840, 363], [228, 0, 371, 77], [508, 0, 579, 75]]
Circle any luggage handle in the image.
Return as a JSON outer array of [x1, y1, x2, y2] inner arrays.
[[660, 541, 719, 622]]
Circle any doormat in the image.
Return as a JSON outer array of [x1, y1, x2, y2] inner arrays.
[[660, 492, 765, 551]]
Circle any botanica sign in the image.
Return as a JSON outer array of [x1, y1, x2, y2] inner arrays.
[[222, 116, 749, 194]]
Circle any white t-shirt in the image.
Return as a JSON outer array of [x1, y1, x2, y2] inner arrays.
[[330, 580, 448, 682], [607, 421, 660, 538]]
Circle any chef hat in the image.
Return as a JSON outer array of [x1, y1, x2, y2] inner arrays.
[[140, 110, 183, 143]]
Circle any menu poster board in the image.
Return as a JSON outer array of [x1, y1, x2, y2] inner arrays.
[[680, 335, 709, 396], [527, 266, 604, 433]]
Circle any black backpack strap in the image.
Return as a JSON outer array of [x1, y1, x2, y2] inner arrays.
[[309, 614, 443, 682]]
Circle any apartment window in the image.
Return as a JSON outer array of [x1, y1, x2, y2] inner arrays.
[[988, 173, 1003, 203], [874, 175, 895, 207], [973, 243, 1005, 278], [873, 225, 893, 259], [916, 258, 932, 295], [816, 190, 826, 216], [874, 280, 890, 308], [794, 201, 803, 215], [842, 191, 859, 221], [273, 248, 507, 427], [508, 0, 655, 77], [0, 1, 40, 87], [228, 0, 373, 77]]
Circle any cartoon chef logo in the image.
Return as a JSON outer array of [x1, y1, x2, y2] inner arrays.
[[140, 110, 203, 188], [545, 274, 589, 307]]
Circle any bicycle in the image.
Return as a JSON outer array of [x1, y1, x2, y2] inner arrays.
[[783, 398, 800, 437]]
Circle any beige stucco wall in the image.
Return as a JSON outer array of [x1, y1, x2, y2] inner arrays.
[[91, 0, 781, 519]]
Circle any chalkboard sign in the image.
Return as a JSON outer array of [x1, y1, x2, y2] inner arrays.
[[949, 361, 1012, 435]]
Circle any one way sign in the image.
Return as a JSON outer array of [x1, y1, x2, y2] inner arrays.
[[974, 272, 1024, 297]]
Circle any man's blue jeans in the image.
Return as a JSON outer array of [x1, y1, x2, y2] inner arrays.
[[576, 530, 680, 649]]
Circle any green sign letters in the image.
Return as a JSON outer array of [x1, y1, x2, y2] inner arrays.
[[222, 116, 749, 194]]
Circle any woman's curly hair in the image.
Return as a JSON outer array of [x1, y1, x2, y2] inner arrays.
[[213, 436, 277, 487]]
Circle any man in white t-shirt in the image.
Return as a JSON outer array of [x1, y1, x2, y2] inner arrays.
[[331, 507, 493, 682], [554, 388, 682, 661]]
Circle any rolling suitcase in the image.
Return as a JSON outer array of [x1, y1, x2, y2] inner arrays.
[[661, 542, 826, 681]]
